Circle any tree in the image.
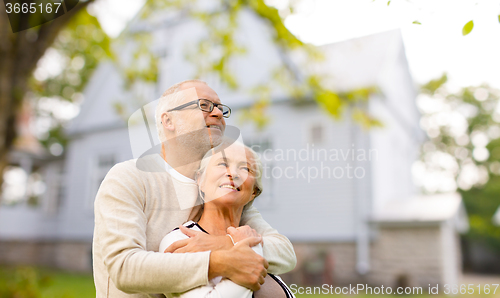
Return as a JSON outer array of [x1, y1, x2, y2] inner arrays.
[[416, 74, 500, 254], [0, 0, 98, 197]]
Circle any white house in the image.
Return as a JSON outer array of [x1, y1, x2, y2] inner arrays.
[[0, 3, 468, 289]]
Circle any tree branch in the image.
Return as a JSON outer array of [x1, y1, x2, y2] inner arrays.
[[21, 0, 96, 78]]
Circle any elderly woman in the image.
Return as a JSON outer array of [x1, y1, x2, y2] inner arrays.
[[159, 142, 295, 298]]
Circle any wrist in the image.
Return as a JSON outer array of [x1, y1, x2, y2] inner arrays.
[[219, 234, 233, 250], [208, 250, 228, 279], [226, 234, 236, 246]]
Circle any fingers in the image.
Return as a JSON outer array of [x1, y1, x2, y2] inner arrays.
[[250, 271, 266, 291], [172, 246, 188, 254], [179, 225, 200, 237], [263, 259, 269, 270], [164, 239, 189, 253], [236, 225, 257, 235], [250, 283, 261, 292], [236, 235, 262, 247], [258, 275, 265, 285]]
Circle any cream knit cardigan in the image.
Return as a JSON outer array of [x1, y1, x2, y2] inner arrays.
[[93, 154, 296, 297]]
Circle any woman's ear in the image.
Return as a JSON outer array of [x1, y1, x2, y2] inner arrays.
[[249, 187, 258, 201], [161, 113, 174, 132]]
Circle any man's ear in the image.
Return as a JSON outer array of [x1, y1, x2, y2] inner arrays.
[[161, 113, 175, 132], [196, 171, 205, 190]]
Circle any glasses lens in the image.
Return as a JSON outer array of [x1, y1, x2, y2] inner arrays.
[[198, 99, 213, 112], [221, 105, 231, 118]]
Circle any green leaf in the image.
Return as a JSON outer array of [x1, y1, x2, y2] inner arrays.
[[413, 20, 421, 25], [421, 73, 448, 94], [462, 20, 474, 36], [498, 15, 500, 23], [387, 1, 391, 5]]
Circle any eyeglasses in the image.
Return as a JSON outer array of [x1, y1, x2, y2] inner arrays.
[[167, 99, 231, 118]]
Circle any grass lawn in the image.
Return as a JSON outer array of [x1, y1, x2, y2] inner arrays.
[[0, 266, 95, 298], [2, 266, 499, 298], [39, 269, 95, 298]]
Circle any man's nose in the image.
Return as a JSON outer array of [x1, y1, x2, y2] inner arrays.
[[210, 106, 223, 119]]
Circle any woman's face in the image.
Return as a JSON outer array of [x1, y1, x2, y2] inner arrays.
[[199, 145, 257, 207]]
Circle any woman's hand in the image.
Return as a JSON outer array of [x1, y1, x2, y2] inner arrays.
[[227, 225, 261, 244]]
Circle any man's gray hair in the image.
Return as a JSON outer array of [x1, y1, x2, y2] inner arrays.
[[196, 141, 263, 199], [155, 79, 208, 143]]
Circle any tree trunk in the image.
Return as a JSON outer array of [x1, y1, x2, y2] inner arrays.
[[0, 1, 94, 203]]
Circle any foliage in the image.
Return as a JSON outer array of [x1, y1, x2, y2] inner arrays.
[[418, 74, 500, 251], [123, 0, 379, 131], [239, 84, 272, 129], [461, 176, 500, 251], [462, 20, 474, 36], [29, 9, 112, 151]]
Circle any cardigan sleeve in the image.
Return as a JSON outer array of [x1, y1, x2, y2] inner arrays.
[[240, 203, 297, 275], [94, 162, 210, 294]]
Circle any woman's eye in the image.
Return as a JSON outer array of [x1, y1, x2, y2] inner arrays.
[[241, 167, 250, 172], [218, 162, 228, 167]]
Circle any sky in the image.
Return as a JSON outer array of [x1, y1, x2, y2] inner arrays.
[[88, 0, 500, 90]]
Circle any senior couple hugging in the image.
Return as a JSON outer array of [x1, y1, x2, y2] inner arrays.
[[92, 80, 297, 297]]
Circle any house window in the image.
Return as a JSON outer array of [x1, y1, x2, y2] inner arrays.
[[43, 162, 64, 215], [310, 124, 324, 144]]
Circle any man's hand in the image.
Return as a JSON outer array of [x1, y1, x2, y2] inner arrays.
[[164, 225, 233, 253], [209, 236, 268, 292], [227, 225, 261, 243]]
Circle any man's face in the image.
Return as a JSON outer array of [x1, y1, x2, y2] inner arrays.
[[170, 82, 227, 152]]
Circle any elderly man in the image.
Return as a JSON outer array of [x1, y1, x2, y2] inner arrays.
[[92, 80, 296, 297]]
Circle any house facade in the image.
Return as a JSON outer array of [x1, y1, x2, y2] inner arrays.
[[0, 3, 468, 290]]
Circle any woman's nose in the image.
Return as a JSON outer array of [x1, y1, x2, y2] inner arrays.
[[225, 167, 239, 179]]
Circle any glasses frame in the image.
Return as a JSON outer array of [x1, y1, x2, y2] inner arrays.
[[166, 99, 231, 118]]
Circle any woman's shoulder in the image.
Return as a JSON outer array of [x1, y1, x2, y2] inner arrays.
[[158, 221, 203, 253]]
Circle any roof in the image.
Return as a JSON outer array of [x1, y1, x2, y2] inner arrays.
[[297, 29, 406, 91], [371, 192, 469, 232]]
